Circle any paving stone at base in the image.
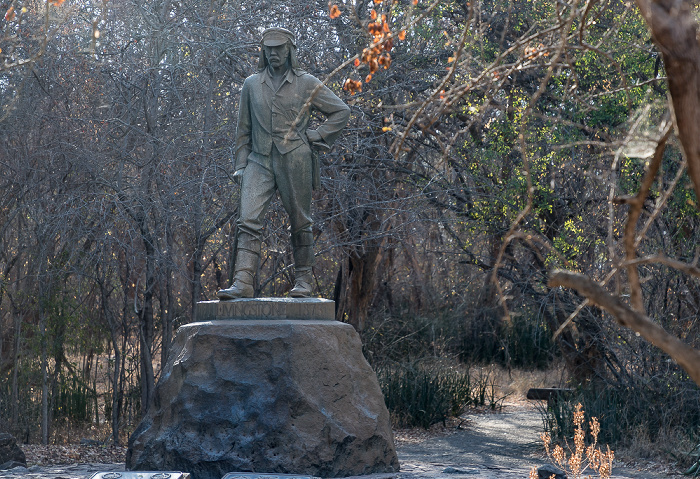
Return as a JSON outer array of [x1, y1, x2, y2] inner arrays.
[[194, 298, 335, 322], [222, 473, 317, 479], [90, 471, 190, 479], [0, 463, 125, 479]]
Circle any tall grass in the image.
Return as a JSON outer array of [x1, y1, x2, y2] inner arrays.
[[53, 375, 96, 423], [363, 307, 556, 429], [376, 363, 504, 429], [540, 375, 700, 457]]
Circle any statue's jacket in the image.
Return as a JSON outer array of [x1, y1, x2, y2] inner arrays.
[[235, 67, 350, 177]]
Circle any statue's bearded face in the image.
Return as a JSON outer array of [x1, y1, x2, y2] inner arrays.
[[264, 43, 291, 69]]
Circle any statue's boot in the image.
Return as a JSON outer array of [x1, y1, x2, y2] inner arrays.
[[216, 248, 259, 300], [290, 267, 313, 298], [290, 232, 314, 298]]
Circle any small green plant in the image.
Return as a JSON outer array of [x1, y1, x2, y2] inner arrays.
[[531, 403, 614, 479]]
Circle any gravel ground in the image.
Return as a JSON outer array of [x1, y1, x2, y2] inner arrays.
[[0, 403, 683, 479]]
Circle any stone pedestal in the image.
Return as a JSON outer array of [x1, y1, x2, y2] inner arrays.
[[126, 299, 399, 479]]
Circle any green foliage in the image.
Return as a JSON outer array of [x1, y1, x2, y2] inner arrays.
[[377, 362, 503, 429], [551, 217, 592, 267]]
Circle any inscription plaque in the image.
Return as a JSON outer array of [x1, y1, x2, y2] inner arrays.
[[194, 298, 335, 322]]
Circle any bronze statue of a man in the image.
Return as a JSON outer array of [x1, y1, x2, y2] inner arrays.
[[217, 27, 350, 300]]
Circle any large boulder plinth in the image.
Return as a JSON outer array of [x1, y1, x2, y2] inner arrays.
[[0, 433, 26, 470], [126, 318, 399, 479]]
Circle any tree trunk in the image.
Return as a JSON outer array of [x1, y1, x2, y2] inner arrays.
[[10, 311, 21, 429], [40, 310, 48, 445], [634, 0, 700, 202], [344, 246, 383, 332], [161, 262, 174, 370]]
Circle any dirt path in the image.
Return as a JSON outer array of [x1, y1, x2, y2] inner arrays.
[[392, 403, 680, 479], [0, 404, 682, 479]]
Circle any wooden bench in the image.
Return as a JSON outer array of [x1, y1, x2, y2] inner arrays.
[[526, 387, 573, 407]]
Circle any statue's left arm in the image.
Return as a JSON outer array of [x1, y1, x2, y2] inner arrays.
[[305, 77, 350, 148]]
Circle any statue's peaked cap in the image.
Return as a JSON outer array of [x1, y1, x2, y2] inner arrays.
[[261, 27, 296, 47]]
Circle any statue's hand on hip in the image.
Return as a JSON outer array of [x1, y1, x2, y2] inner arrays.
[[306, 129, 322, 143], [306, 129, 330, 152]]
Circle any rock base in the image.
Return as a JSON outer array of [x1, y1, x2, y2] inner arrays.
[[0, 434, 26, 470], [126, 318, 399, 479]]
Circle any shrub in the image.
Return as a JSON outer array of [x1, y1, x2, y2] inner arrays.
[[53, 375, 96, 423], [532, 403, 614, 479], [362, 307, 558, 370], [459, 310, 556, 369], [376, 362, 504, 429], [540, 375, 700, 458]]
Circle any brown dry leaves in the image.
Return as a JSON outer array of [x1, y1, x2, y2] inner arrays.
[[328, 0, 407, 95], [23, 444, 127, 466]]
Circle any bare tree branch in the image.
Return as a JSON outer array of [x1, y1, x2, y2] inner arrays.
[[614, 118, 672, 312], [549, 269, 700, 386]]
